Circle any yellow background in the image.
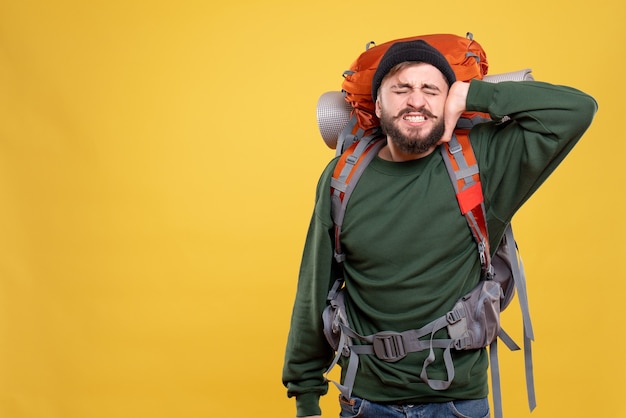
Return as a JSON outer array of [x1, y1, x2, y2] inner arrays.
[[0, 1, 622, 417]]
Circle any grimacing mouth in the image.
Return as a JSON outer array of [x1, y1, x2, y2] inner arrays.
[[403, 114, 427, 122]]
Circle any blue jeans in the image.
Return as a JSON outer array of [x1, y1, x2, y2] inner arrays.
[[339, 395, 490, 418]]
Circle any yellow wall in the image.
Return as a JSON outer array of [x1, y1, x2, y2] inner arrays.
[[0, 1, 622, 417]]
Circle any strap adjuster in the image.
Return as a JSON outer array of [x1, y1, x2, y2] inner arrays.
[[333, 250, 346, 263], [372, 332, 407, 362], [449, 141, 462, 154], [346, 154, 358, 165], [446, 309, 463, 324], [454, 336, 472, 350]]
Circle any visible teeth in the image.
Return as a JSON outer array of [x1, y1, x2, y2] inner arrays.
[[404, 115, 425, 122]]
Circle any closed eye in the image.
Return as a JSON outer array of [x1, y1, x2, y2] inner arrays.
[[422, 83, 442, 95], [391, 84, 412, 95], [390, 83, 442, 96]]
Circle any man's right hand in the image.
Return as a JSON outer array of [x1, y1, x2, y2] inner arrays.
[[441, 80, 470, 144]]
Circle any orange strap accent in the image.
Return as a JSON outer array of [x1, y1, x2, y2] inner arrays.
[[332, 139, 383, 202], [444, 129, 481, 193], [457, 182, 484, 215], [444, 130, 491, 272]]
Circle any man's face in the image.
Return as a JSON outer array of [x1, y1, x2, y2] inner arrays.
[[375, 63, 449, 156]]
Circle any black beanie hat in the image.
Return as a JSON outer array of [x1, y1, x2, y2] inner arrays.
[[371, 39, 456, 102]]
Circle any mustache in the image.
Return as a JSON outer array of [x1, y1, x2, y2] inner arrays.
[[394, 107, 437, 119]]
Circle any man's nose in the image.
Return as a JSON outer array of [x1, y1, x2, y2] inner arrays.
[[407, 91, 426, 109]]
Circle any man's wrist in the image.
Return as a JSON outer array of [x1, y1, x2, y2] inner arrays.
[[295, 392, 322, 417]]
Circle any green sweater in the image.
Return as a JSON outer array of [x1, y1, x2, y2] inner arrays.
[[283, 80, 597, 417]]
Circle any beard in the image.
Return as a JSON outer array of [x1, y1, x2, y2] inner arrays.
[[379, 106, 445, 155]]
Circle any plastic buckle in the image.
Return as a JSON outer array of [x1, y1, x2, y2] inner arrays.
[[446, 309, 462, 324], [449, 140, 462, 154], [333, 250, 346, 264], [485, 264, 495, 280], [372, 332, 407, 362], [477, 241, 487, 265], [454, 337, 470, 350]]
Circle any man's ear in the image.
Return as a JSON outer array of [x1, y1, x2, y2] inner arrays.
[[375, 98, 381, 118]]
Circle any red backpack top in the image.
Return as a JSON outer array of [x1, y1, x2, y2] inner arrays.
[[341, 33, 489, 136]]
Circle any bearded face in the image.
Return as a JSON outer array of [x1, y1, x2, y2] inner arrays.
[[378, 105, 446, 155], [375, 62, 449, 158]]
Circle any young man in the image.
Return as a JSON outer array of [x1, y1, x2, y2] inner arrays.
[[283, 39, 597, 418]]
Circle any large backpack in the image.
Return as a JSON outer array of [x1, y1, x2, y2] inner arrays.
[[317, 33, 536, 418]]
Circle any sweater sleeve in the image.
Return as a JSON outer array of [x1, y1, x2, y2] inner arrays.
[[282, 159, 339, 417], [465, 80, 598, 237]]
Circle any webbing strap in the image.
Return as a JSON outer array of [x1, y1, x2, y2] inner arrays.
[[331, 114, 385, 201], [489, 340, 504, 418], [505, 225, 534, 340], [442, 133, 536, 414], [336, 116, 364, 156], [324, 299, 461, 399], [419, 316, 457, 391], [326, 278, 344, 302], [324, 325, 353, 397], [498, 327, 521, 351], [490, 329, 535, 416], [326, 134, 385, 397], [331, 136, 386, 263], [441, 133, 492, 277], [421, 343, 455, 391], [503, 225, 536, 412], [332, 135, 379, 195], [490, 328, 531, 418], [524, 332, 536, 411]]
